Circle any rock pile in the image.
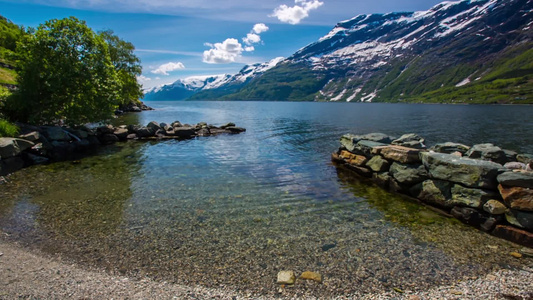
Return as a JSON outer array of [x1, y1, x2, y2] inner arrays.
[[332, 133, 533, 247], [0, 121, 245, 176]]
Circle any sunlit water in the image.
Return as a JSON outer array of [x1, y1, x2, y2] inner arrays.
[[1, 102, 532, 297]]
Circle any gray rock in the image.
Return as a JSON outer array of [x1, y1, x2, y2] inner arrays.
[[366, 155, 390, 172], [0, 138, 35, 159], [160, 123, 170, 131], [340, 133, 391, 152], [44, 126, 71, 141], [100, 134, 119, 145], [340, 134, 358, 152], [420, 152, 502, 189], [172, 127, 196, 138], [504, 209, 533, 230], [146, 121, 161, 131], [372, 172, 392, 188], [171, 121, 182, 128], [391, 133, 426, 149], [355, 140, 389, 156], [430, 142, 470, 155], [450, 184, 499, 208], [135, 127, 156, 138], [410, 179, 452, 208], [451, 206, 500, 232], [389, 162, 427, 185], [516, 154, 533, 164], [466, 143, 507, 165], [226, 126, 246, 133], [504, 162, 527, 170], [483, 200, 507, 215], [126, 133, 137, 139], [0, 156, 25, 176], [113, 128, 129, 140], [96, 125, 115, 135], [503, 149, 518, 162], [26, 153, 49, 165], [497, 171, 533, 189], [74, 130, 89, 139], [220, 122, 236, 129]]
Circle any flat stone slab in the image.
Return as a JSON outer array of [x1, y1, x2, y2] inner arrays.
[[355, 140, 389, 156], [421, 152, 502, 189], [492, 225, 533, 248], [339, 150, 367, 166], [380, 145, 422, 164], [450, 184, 499, 209], [497, 171, 533, 189], [430, 142, 470, 155]]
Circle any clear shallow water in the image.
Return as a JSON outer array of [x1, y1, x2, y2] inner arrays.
[[1, 102, 533, 297]]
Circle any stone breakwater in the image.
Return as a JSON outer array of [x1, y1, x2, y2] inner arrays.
[[332, 133, 533, 248], [0, 121, 245, 176]]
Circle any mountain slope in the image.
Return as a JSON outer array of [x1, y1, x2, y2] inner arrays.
[[145, 57, 284, 101], [217, 0, 533, 103]]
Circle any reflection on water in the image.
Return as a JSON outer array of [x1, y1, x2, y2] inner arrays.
[[1, 102, 532, 297]]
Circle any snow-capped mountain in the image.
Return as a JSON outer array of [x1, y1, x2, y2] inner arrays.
[[214, 0, 533, 103], [144, 57, 285, 101]]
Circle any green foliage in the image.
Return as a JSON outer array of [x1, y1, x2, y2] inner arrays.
[[99, 29, 143, 106], [0, 118, 18, 137], [0, 15, 24, 56], [5, 17, 121, 126]]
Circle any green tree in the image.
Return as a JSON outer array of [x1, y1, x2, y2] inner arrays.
[[6, 17, 120, 125], [99, 29, 143, 106]]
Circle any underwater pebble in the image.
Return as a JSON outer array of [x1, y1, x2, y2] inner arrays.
[[277, 271, 295, 285], [299, 271, 322, 283]]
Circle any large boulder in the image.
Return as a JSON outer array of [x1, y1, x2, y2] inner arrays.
[[43, 126, 71, 141], [505, 209, 533, 230], [366, 155, 390, 172], [113, 128, 129, 140], [172, 127, 196, 139], [391, 133, 426, 149], [450, 184, 499, 208], [339, 150, 367, 166], [430, 142, 470, 155], [380, 145, 423, 164], [134, 127, 156, 138], [420, 152, 502, 189], [497, 171, 533, 189], [516, 154, 533, 164], [340, 133, 391, 152], [0, 138, 35, 159], [389, 162, 427, 185], [498, 184, 533, 211], [0, 156, 25, 176], [410, 179, 452, 208], [147, 121, 161, 131], [465, 143, 507, 165], [492, 225, 533, 248]]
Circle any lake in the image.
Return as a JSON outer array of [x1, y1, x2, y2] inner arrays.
[[1, 101, 532, 297]]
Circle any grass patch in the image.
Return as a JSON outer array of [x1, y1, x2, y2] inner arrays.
[[0, 66, 17, 85], [0, 119, 18, 137]]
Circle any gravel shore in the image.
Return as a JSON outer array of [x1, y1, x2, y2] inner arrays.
[[1, 240, 532, 300]]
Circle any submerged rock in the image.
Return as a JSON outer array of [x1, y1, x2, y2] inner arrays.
[[277, 271, 296, 285], [300, 271, 322, 283]]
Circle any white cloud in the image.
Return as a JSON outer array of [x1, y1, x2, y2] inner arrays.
[[203, 38, 244, 64], [151, 62, 186, 75], [252, 23, 269, 34], [136, 75, 151, 84], [271, 0, 324, 25], [244, 46, 255, 52], [243, 33, 261, 45]]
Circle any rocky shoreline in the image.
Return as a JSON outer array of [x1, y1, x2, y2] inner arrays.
[[0, 120, 245, 176], [332, 133, 533, 248]]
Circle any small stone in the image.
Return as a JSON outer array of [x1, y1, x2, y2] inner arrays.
[[486, 274, 497, 281], [520, 247, 533, 257], [321, 243, 336, 251], [408, 296, 421, 300], [483, 200, 507, 215], [277, 271, 296, 285], [299, 271, 322, 283], [393, 287, 404, 293], [450, 290, 463, 295], [510, 252, 522, 258]]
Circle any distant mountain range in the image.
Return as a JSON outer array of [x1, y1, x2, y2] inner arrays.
[[146, 0, 533, 104]]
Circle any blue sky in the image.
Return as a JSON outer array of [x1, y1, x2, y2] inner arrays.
[[0, 0, 444, 89]]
